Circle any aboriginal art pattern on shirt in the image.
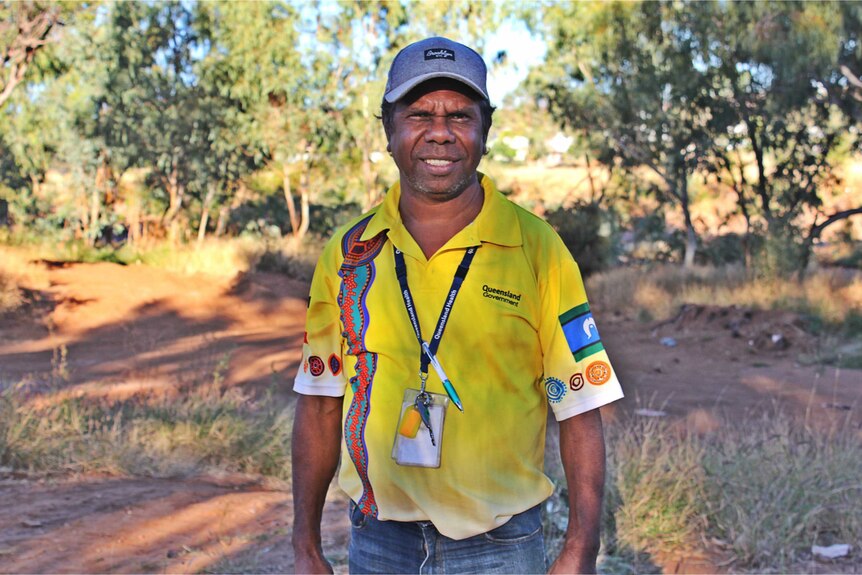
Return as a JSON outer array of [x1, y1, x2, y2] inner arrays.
[[338, 216, 386, 517]]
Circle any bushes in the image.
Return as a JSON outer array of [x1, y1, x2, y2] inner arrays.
[[545, 202, 618, 276]]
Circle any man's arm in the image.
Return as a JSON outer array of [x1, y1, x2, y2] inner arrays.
[[291, 393, 344, 574], [548, 408, 606, 575]]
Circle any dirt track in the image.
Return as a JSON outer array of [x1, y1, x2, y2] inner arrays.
[[1, 261, 859, 573]]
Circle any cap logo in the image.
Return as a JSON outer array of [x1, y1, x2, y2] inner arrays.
[[424, 48, 455, 61]]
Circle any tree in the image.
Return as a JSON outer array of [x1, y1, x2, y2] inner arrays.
[[701, 1, 862, 274], [200, 0, 350, 241], [93, 1, 224, 242], [0, 0, 62, 108], [534, 1, 862, 273]]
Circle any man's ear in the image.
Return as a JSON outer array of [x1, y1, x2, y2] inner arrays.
[[383, 125, 393, 150]]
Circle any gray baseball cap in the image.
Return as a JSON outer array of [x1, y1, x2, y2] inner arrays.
[[384, 36, 489, 103]]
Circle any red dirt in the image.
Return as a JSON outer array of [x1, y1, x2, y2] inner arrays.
[[1, 261, 859, 573]]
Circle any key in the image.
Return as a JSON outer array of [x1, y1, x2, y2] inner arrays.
[[414, 392, 435, 446]]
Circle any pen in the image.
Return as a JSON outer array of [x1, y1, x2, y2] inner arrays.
[[421, 342, 464, 412]]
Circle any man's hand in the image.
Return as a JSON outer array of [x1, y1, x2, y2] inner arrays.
[[548, 538, 599, 574], [549, 408, 606, 574], [291, 394, 343, 575], [293, 547, 334, 575]]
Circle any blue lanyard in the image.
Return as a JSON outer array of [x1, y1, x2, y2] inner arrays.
[[393, 246, 478, 378]]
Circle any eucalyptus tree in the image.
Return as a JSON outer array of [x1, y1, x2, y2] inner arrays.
[[91, 1, 222, 241], [199, 0, 347, 240], [533, 0, 861, 272], [1, 1, 100, 238], [702, 1, 862, 273], [0, 0, 63, 108]]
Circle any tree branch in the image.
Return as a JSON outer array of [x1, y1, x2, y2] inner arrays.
[[0, 4, 62, 108], [809, 207, 862, 241]]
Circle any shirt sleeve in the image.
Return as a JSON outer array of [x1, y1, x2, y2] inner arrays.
[[293, 236, 348, 397], [539, 235, 624, 421]]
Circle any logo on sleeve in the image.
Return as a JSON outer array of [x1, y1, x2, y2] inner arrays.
[[586, 361, 612, 385], [328, 354, 342, 376], [545, 377, 567, 403], [569, 373, 585, 391], [560, 303, 605, 361], [309, 356, 325, 377]]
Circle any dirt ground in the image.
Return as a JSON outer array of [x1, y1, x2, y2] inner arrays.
[[1, 261, 859, 574]]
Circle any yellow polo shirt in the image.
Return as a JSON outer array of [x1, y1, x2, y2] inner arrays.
[[294, 175, 623, 540]]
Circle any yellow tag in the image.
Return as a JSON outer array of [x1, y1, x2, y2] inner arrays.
[[398, 406, 421, 438]]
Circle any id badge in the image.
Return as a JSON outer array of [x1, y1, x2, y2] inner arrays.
[[392, 388, 449, 468]]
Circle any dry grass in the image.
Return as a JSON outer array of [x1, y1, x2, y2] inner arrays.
[[0, 378, 293, 479], [0, 246, 50, 313], [543, 410, 862, 573], [0, 236, 323, 283], [587, 264, 862, 325]]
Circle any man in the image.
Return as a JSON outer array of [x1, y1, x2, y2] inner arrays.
[[292, 36, 623, 574]]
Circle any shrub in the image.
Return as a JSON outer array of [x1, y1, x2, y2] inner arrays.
[[546, 202, 618, 276]]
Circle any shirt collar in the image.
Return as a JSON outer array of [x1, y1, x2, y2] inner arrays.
[[360, 173, 523, 250]]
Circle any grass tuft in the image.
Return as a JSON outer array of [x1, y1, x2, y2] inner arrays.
[[701, 414, 862, 570], [0, 382, 293, 479], [545, 411, 862, 573]]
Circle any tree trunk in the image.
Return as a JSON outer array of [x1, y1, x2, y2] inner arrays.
[[215, 205, 230, 237], [298, 162, 311, 240], [197, 183, 217, 246], [282, 162, 300, 237], [89, 186, 101, 247], [584, 151, 599, 203], [679, 178, 697, 268], [164, 170, 185, 244]]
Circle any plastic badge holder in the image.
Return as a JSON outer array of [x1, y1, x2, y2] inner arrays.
[[392, 389, 449, 468]]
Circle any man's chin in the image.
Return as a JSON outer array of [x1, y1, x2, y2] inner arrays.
[[405, 174, 479, 203]]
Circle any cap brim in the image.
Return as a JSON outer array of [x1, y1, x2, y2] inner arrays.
[[384, 72, 488, 103]]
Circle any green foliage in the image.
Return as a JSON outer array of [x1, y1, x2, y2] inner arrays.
[[545, 202, 618, 276], [3, 0, 860, 270], [533, 0, 862, 273], [751, 221, 809, 279], [698, 233, 747, 267]]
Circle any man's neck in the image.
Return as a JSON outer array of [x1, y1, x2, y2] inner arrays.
[[398, 180, 484, 259]]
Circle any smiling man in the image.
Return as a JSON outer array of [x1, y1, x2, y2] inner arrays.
[[291, 37, 624, 574]]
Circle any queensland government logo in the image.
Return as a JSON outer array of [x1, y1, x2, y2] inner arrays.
[[482, 284, 522, 308]]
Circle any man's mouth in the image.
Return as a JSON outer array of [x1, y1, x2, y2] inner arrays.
[[423, 159, 455, 166]]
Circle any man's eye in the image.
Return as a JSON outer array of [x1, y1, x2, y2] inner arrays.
[[450, 113, 472, 121]]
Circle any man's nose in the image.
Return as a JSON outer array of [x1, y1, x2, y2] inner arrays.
[[424, 116, 456, 144]]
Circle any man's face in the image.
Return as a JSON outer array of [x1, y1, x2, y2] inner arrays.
[[387, 80, 486, 203]]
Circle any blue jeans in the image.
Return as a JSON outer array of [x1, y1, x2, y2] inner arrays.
[[347, 501, 547, 574]]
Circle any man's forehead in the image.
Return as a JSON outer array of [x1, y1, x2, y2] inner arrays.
[[397, 79, 484, 108]]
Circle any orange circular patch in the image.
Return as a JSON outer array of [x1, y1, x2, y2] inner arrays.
[[586, 361, 612, 385]]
